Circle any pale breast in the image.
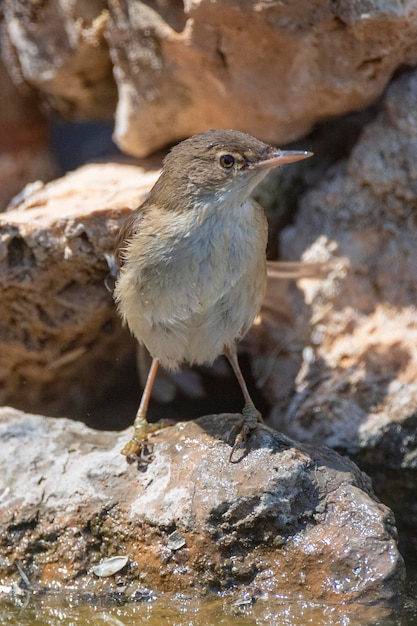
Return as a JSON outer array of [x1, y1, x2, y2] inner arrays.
[[115, 198, 268, 370]]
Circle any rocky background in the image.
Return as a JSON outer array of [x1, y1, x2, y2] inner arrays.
[[1, 0, 417, 619]]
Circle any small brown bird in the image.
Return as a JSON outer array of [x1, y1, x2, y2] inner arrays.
[[114, 129, 312, 460]]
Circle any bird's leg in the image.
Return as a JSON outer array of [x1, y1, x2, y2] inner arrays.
[[224, 343, 263, 460], [121, 357, 172, 461]]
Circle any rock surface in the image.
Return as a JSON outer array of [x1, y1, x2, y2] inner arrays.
[[0, 406, 405, 605], [3, 1, 417, 156], [106, 0, 417, 156], [1, 0, 116, 120], [270, 70, 417, 463], [245, 70, 417, 540], [0, 162, 159, 417]]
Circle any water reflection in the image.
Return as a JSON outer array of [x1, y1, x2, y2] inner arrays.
[[1, 590, 417, 626]]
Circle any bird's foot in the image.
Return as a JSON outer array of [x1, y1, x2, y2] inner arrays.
[[228, 402, 263, 461], [121, 414, 173, 464]]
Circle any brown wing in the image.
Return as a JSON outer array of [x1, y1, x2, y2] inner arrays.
[[114, 202, 149, 267], [266, 260, 338, 279]]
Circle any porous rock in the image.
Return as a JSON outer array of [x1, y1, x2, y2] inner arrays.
[[3, 1, 417, 156], [261, 71, 417, 531], [1, 0, 116, 120], [106, 0, 417, 156], [0, 406, 405, 605], [0, 162, 159, 416]]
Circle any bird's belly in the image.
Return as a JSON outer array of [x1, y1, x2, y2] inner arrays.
[[150, 268, 265, 368], [115, 200, 267, 370]]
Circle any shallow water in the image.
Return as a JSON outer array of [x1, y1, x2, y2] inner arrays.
[[1, 584, 417, 626]]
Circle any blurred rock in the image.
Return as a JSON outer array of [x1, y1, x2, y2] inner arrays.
[[3, 1, 417, 157], [0, 161, 159, 416], [106, 0, 417, 156], [0, 406, 405, 606], [0, 60, 57, 211], [1, 0, 116, 120]]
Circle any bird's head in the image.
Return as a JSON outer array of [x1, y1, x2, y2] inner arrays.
[[151, 129, 313, 209]]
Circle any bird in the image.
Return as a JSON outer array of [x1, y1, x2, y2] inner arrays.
[[114, 129, 312, 461]]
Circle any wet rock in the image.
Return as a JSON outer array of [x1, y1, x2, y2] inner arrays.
[[0, 406, 405, 605], [0, 162, 159, 417]]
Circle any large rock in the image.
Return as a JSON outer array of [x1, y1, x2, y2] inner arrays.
[[105, 0, 417, 155], [274, 69, 417, 453], [3, 1, 417, 156], [259, 70, 417, 536], [1, 0, 116, 120], [0, 406, 405, 607], [0, 162, 159, 417]]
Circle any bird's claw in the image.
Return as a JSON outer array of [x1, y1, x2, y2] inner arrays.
[[122, 438, 155, 465], [228, 402, 263, 461], [121, 414, 172, 464]]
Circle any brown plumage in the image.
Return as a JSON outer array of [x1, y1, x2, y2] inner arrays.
[[114, 129, 312, 461]]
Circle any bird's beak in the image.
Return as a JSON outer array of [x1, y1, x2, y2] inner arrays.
[[250, 150, 313, 171]]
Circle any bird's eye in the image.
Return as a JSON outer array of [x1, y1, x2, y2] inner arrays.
[[219, 154, 235, 169]]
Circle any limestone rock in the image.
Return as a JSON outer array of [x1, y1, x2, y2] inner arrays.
[[0, 406, 405, 606], [1, 0, 116, 120], [3, 1, 417, 157], [106, 0, 417, 156], [255, 71, 417, 536], [273, 69, 417, 455], [0, 162, 159, 416]]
